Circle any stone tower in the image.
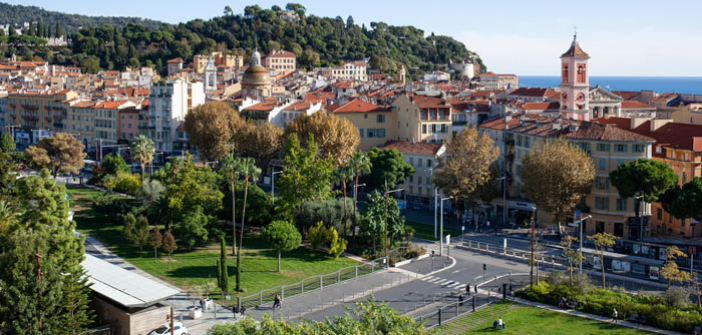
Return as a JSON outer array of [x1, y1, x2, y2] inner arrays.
[[559, 34, 590, 121]]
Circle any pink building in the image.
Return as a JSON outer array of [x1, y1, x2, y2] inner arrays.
[[118, 108, 140, 142]]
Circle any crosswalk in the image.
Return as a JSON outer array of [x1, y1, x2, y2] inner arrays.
[[420, 275, 469, 290]]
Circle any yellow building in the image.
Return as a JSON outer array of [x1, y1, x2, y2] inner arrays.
[[332, 98, 396, 151], [480, 114, 655, 240], [193, 52, 243, 73], [93, 100, 135, 144], [67, 101, 97, 150], [7, 89, 78, 134], [392, 94, 453, 144]]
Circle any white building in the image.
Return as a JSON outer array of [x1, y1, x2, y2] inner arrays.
[[146, 79, 205, 153], [330, 61, 368, 81], [423, 71, 451, 82]]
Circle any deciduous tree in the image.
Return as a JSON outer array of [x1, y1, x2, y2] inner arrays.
[[588, 232, 617, 288], [284, 112, 360, 167], [233, 122, 283, 169], [363, 190, 405, 255], [560, 235, 584, 285], [0, 132, 15, 153], [148, 226, 163, 262], [184, 102, 243, 162], [660, 246, 690, 289], [365, 147, 414, 190], [433, 128, 499, 200], [261, 220, 302, 272], [521, 138, 594, 231], [162, 230, 177, 269], [663, 177, 702, 231], [25, 132, 86, 178]]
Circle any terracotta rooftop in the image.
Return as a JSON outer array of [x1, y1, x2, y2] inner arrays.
[[243, 101, 278, 112], [411, 95, 450, 109], [599, 117, 702, 152], [510, 87, 557, 98], [268, 50, 296, 58], [283, 101, 313, 111], [379, 140, 443, 156], [333, 98, 389, 113], [522, 102, 561, 110], [561, 36, 590, 58], [621, 101, 654, 109]]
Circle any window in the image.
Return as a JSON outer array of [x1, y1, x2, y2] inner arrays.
[[632, 144, 645, 153], [427, 159, 432, 167], [617, 159, 625, 166], [431, 124, 437, 133], [655, 146, 663, 154], [422, 125, 427, 134], [595, 197, 609, 210], [376, 114, 385, 123], [596, 222, 605, 233], [595, 177, 610, 190], [516, 165, 522, 177], [598, 158, 606, 170], [517, 135, 523, 147], [614, 144, 628, 153], [657, 208, 663, 220], [418, 159, 423, 167], [616, 198, 627, 211], [683, 152, 689, 161], [683, 171, 687, 184], [417, 176, 422, 184], [359, 129, 364, 138], [517, 149, 522, 159], [364, 113, 368, 119], [409, 157, 414, 166], [525, 137, 531, 148]]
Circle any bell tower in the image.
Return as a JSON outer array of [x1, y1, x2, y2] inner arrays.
[[559, 34, 590, 121]]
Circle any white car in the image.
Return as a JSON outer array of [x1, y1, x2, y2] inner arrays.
[[149, 322, 188, 335]]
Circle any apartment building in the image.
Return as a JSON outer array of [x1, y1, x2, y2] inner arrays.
[[67, 101, 96, 150], [263, 49, 296, 74], [93, 100, 136, 144], [328, 62, 368, 81], [193, 52, 243, 74], [600, 117, 702, 238], [145, 79, 205, 153], [118, 108, 141, 142], [474, 72, 518, 90], [6, 89, 78, 143], [392, 94, 452, 143], [332, 98, 396, 151], [480, 115, 655, 240], [380, 140, 445, 206]]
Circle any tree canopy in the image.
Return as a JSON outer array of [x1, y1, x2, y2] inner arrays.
[[261, 220, 302, 272], [610, 158, 678, 203], [25, 132, 86, 178], [364, 147, 414, 190], [284, 113, 360, 167]]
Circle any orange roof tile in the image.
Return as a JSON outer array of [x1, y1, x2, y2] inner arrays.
[[333, 98, 389, 113]]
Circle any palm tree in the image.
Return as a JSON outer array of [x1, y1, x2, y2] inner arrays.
[[130, 135, 155, 183], [236, 157, 261, 292], [348, 151, 372, 245], [220, 154, 242, 256], [333, 164, 354, 238]]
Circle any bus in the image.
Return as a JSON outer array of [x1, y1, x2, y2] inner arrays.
[[83, 159, 98, 173]]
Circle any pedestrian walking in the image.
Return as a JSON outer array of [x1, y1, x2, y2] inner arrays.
[[273, 294, 282, 310], [465, 283, 471, 295], [611, 308, 618, 323], [199, 298, 205, 311]]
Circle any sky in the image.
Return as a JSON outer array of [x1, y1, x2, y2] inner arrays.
[[7, 0, 702, 77]]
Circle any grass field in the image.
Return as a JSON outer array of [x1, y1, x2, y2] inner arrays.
[[435, 301, 653, 335], [68, 186, 359, 295], [406, 220, 463, 241]]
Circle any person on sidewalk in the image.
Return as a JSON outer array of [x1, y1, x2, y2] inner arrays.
[[273, 294, 282, 310], [611, 308, 618, 323], [465, 283, 471, 295], [199, 298, 205, 311]]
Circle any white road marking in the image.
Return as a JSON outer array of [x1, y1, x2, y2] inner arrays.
[[452, 270, 461, 274], [421, 276, 434, 282]]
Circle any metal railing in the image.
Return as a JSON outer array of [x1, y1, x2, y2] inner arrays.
[[415, 286, 506, 329], [234, 256, 388, 311]]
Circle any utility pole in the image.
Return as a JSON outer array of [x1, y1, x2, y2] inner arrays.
[[530, 206, 536, 290], [440, 195, 453, 256]]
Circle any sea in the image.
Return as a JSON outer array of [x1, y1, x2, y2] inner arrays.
[[519, 76, 702, 95]]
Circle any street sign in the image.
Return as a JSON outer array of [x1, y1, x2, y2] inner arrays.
[[446, 235, 451, 245], [689, 246, 697, 256]]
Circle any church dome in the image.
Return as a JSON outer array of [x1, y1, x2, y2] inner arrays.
[[242, 64, 271, 86]]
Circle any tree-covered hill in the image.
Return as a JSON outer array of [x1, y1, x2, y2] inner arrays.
[[4, 3, 485, 79], [0, 2, 164, 34]]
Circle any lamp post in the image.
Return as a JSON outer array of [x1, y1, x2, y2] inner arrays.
[[496, 176, 506, 225], [426, 167, 438, 240], [635, 194, 645, 242], [440, 195, 453, 256], [575, 215, 592, 274], [384, 178, 403, 267], [271, 170, 282, 205], [529, 206, 536, 290]]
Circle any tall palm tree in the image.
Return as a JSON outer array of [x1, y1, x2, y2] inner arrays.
[[130, 135, 155, 183], [348, 151, 372, 245], [333, 164, 354, 238], [235, 157, 261, 292], [220, 154, 242, 256]]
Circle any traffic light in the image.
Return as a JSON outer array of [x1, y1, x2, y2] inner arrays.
[[483, 263, 487, 271]]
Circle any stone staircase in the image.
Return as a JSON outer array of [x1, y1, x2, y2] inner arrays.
[[434, 301, 522, 335]]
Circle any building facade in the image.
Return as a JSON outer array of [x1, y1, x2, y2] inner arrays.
[[392, 94, 453, 144], [333, 98, 396, 151], [145, 79, 205, 153]]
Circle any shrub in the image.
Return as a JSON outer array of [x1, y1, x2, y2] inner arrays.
[[92, 192, 140, 217], [665, 287, 690, 309]]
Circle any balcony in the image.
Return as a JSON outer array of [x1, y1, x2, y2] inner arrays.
[[22, 104, 38, 111], [24, 115, 39, 121], [452, 120, 467, 126], [626, 216, 650, 227]]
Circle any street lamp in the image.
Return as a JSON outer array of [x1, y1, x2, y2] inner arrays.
[[635, 194, 645, 242], [496, 176, 507, 226], [530, 206, 537, 290], [440, 195, 453, 256], [271, 170, 282, 205], [426, 167, 438, 240], [384, 178, 403, 267], [575, 214, 592, 274]]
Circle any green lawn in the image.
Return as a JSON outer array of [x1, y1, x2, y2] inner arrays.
[[406, 220, 463, 241], [68, 186, 359, 295], [435, 301, 653, 335]]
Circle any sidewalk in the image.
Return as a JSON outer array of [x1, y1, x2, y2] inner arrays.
[[246, 267, 417, 321], [511, 297, 686, 335]]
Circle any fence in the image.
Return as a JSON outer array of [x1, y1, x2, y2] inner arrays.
[[415, 285, 508, 329], [234, 256, 388, 311]]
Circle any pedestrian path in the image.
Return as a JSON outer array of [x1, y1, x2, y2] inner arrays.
[[420, 275, 467, 290]]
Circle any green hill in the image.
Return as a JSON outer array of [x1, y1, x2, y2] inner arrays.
[[0, 2, 164, 35]]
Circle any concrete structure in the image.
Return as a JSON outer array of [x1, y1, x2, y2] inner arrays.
[[333, 98, 396, 151], [329, 61, 368, 81], [480, 115, 655, 239], [166, 58, 183, 77], [379, 140, 445, 205], [204, 56, 217, 92], [423, 71, 451, 82], [475, 72, 518, 90], [145, 79, 205, 153], [193, 52, 243, 74], [559, 34, 591, 121], [392, 94, 452, 143]]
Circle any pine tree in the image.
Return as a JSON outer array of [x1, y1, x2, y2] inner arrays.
[[218, 236, 229, 292], [0, 132, 16, 153]]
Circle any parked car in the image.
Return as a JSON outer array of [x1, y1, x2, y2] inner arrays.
[[149, 322, 188, 335], [411, 203, 426, 210]]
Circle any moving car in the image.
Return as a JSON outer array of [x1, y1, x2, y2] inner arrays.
[[149, 322, 188, 335]]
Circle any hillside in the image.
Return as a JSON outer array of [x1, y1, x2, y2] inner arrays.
[[2, 3, 485, 79], [0, 2, 164, 34]]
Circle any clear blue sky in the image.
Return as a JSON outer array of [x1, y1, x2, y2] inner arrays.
[[7, 0, 702, 77]]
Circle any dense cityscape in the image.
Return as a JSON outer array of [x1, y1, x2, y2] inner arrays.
[[0, 2, 701, 335]]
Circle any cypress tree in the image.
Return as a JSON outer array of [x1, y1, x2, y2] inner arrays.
[[219, 236, 228, 292], [55, 23, 62, 38]]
